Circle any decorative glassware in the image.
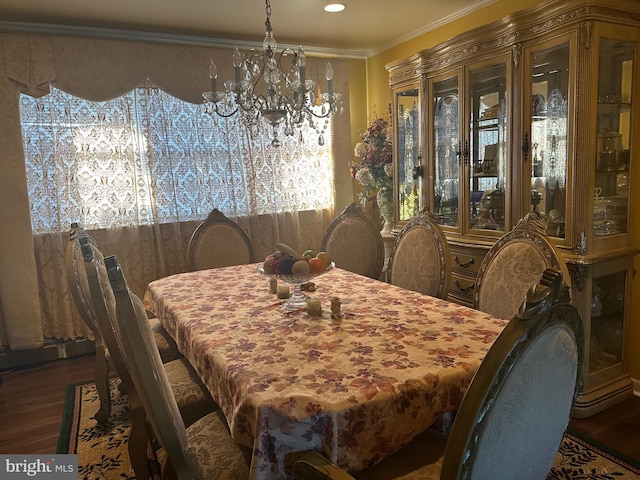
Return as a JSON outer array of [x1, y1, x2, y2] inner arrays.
[[258, 263, 334, 312]]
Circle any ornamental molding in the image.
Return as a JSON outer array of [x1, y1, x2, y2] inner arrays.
[[389, 2, 640, 83], [573, 265, 587, 291], [512, 44, 522, 69], [389, 67, 423, 86], [575, 231, 587, 256], [580, 21, 593, 49]]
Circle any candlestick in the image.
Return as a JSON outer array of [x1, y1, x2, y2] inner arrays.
[[307, 297, 322, 317], [277, 284, 290, 299]]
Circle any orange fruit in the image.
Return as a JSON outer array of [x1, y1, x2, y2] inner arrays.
[[308, 257, 326, 273]]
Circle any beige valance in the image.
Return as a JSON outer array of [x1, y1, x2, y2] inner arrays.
[[3, 33, 347, 103], [4, 34, 55, 97]]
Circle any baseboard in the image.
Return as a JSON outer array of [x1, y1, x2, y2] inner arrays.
[[0, 338, 96, 370]]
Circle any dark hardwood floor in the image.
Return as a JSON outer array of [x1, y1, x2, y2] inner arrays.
[[1, 353, 639, 463], [570, 394, 640, 461], [0, 353, 98, 454]]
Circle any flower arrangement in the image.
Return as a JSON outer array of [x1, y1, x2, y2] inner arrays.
[[350, 117, 393, 211]]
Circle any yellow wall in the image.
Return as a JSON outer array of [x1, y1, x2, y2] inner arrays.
[[357, 0, 640, 382], [345, 58, 368, 208]]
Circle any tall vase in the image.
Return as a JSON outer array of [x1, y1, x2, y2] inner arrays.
[[377, 189, 394, 234]]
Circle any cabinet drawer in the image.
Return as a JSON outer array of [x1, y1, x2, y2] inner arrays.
[[448, 246, 486, 275], [447, 273, 476, 307]]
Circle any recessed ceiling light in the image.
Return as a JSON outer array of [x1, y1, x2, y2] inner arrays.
[[324, 3, 346, 13]]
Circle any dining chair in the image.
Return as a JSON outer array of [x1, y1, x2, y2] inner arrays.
[[387, 206, 451, 298], [81, 238, 221, 480], [106, 254, 252, 479], [292, 268, 583, 480], [67, 224, 181, 365], [65, 223, 112, 424], [186, 208, 255, 271], [320, 203, 385, 280], [473, 212, 571, 320]]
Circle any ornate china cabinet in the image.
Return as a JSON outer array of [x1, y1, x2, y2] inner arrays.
[[387, 0, 639, 417]]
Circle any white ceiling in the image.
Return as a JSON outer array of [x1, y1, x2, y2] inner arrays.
[[0, 0, 497, 56]]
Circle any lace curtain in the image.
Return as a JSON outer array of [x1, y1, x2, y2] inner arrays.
[[20, 84, 335, 340], [22, 85, 333, 231]]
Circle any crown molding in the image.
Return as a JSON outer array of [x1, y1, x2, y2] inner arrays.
[[0, 21, 368, 60]]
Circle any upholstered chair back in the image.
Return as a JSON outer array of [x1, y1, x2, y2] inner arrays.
[[106, 256, 195, 478], [82, 240, 136, 392], [474, 212, 571, 319], [321, 203, 385, 280], [187, 208, 255, 271], [65, 224, 112, 423], [66, 224, 101, 336], [441, 269, 582, 478], [107, 256, 251, 479], [388, 207, 451, 298]]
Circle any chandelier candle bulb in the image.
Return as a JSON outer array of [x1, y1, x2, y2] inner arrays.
[[209, 60, 217, 93], [326, 63, 334, 96], [233, 48, 242, 83]]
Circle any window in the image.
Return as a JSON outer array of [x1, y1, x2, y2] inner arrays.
[[20, 85, 334, 234]]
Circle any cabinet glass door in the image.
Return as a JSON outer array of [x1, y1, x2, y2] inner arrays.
[[594, 39, 634, 239], [395, 88, 421, 222], [589, 268, 627, 374], [433, 76, 460, 227], [529, 42, 570, 239], [469, 62, 507, 232]]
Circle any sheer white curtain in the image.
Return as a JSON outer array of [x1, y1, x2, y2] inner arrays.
[[0, 33, 349, 348]]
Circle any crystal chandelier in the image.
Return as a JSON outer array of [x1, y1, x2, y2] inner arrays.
[[202, 0, 342, 147]]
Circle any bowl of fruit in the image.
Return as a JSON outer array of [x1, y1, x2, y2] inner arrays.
[[259, 243, 334, 311]]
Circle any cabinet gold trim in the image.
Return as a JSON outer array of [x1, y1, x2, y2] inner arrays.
[[580, 21, 593, 49]]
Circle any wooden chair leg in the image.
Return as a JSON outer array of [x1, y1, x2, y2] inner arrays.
[[93, 340, 111, 424], [129, 403, 152, 480], [161, 455, 179, 480]]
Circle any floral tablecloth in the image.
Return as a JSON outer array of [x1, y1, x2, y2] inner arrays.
[[146, 263, 508, 479]]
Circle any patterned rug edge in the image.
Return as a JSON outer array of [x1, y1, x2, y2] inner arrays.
[[566, 427, 640, 472], [56, 379, 87, 454]]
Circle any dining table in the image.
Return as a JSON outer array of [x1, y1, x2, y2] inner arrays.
[[145, 262, 509, 480]]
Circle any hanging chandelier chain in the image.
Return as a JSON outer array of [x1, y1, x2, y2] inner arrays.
[[265, 0, 272, 33]]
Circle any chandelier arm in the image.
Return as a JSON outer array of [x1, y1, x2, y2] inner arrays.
[[212, 105, 239, 118], [307, 110, 334, 119], [244, 49, 267, 94], [274, 47, 300, 90]]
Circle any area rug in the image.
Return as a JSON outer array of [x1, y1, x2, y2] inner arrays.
[[59, 379, 640, 479], [57, 377, 160, 479]]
